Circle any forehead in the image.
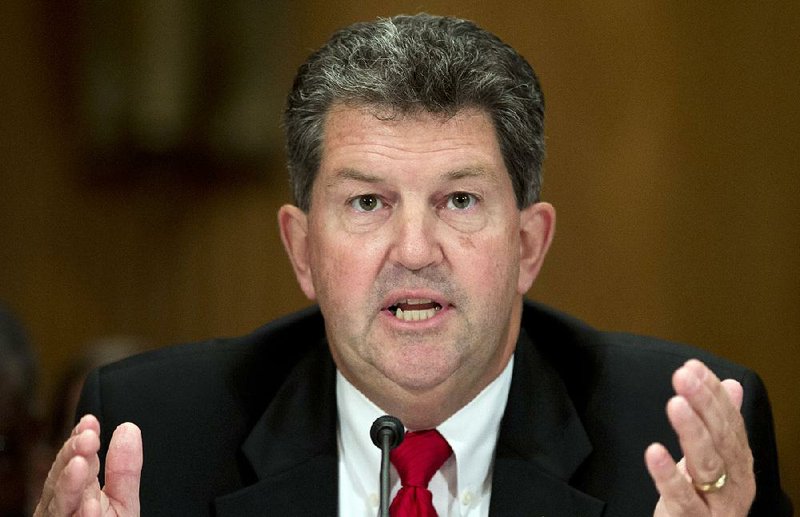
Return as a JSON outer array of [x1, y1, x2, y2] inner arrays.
[[317, 105, 506, 181]]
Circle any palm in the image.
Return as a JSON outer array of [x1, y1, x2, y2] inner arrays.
[[34, 417, 142, 517]]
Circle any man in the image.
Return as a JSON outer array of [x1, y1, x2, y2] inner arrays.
[[36, 13, 790, 516]]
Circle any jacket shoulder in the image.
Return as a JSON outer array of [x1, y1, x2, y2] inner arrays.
[[93, 305, 325, 394], [521, 300, 751, 382], [520, 300, 791, 515], [76, 306, 328, 515], [77, 305, 327, 453]]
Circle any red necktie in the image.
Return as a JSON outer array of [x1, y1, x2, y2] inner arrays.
[[389, 429, 453, 517]]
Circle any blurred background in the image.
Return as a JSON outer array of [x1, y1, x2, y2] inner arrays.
[[1, 0, 798, 511]]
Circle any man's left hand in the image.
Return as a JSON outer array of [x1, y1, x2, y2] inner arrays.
[[645, 359, 755, 516]]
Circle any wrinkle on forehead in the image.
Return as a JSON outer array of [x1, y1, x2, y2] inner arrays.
[[315, 104, 512, 201], [323, 103, 495, 146]]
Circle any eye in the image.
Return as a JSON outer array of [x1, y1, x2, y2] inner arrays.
[[446, 192, 477, 210], [350, 194, 384, 212]]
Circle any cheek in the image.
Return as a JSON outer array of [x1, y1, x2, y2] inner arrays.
[[309, 229, 386, 302], [475, 212, 522, 284], [453, 234, 518, 292], [457, 235, 476, 249]]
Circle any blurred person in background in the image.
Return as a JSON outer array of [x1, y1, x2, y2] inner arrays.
[[24, 336, 146, 512], [0, 302, 41, 517], [46, 336, 145, 448]]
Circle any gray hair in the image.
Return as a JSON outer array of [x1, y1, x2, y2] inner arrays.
[[284, 13, 545, 211]]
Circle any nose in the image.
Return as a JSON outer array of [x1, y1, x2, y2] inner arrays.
[[389, 204, 443, 271]]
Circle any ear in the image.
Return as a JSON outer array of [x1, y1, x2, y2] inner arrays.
[[278, 204, 317, 300], [517, 202, 556, 294]]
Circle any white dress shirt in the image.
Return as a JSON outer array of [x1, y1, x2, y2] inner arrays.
[[337, 356, 514, 517]]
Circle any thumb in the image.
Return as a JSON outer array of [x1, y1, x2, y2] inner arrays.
[[103, 423, 142, 514]]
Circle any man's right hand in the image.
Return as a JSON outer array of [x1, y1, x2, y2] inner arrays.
[[34, 415, 142, 517]]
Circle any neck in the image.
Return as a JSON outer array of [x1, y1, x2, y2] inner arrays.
[[352, 349, 515, 430]]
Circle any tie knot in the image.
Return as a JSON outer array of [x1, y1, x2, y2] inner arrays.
[[391, 429, 452, 488]]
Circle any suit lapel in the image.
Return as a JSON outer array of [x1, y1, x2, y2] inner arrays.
[[213, 305, 605, 516], [215, 343, 339, 517], [489, 329, 605, 517]]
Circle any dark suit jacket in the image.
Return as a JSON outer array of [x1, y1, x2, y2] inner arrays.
[[78, 301, 791, 516]]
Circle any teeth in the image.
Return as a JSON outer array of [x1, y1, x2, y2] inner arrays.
[[395, 307, 438, 321], [387, 297, 443, 321], [405, 298, 429, 304]]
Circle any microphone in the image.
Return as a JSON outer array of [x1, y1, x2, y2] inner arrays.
[[370, 415, 405, 517]]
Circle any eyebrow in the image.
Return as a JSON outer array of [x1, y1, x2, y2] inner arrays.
[[326, 165, 495, 188], [330, 168, 382, 185], [443, 166, 494, 181]]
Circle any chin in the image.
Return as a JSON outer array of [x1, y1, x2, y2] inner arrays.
[[382, 359, 458, 393]]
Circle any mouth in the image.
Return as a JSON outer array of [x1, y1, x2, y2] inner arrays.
[[384, 298, 443, 322]]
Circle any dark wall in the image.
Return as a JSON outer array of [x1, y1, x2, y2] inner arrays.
[[2, 0, 797, 503]]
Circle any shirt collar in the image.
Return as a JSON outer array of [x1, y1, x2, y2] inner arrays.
[[437, 356, 514, 497], [336, 355, 514, 504], [336, 369, 387, 499]]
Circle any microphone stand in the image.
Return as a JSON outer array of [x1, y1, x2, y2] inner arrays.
[[370, 415, 405, 517]]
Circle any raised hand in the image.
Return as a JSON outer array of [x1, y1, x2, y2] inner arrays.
[[646, 359, 755, 516], [34, 414, 142, 517]]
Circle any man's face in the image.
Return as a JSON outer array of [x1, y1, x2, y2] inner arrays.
[[280, 106, 553, 424]]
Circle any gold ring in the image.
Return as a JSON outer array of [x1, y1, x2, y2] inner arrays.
[[693, 472, 727, 493]]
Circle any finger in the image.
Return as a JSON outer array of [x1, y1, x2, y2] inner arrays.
[[35, 416, 102, 517], [79, 446, 104, 517], [721, 379, 743, 410], [666, 395, 726, 491], [47, 455, 97, 517], [719, 378, 756, 506], [80, 488, 103, 517], [645, 443, 708, 516], [672, 361, 750, 471], [675, 456, 689, 479], [49, 415, 101, 483], [675, 361, 744, 442], [103, 423, 143, 513], [671, 361, 756, 514]]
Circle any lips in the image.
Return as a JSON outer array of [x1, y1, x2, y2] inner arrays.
[[385, 298, 443, 321]]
